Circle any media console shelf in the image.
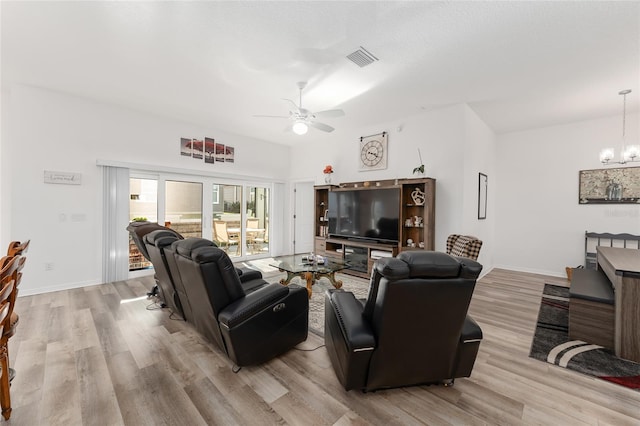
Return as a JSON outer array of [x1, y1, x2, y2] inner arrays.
[[313, 177, 435, 278], [323, 238, 397, 278]]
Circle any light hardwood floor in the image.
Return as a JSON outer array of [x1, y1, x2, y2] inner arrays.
[[6, 268, 640, 425]]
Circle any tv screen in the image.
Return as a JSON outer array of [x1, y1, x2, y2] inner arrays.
[[328, 188, 400, 244]]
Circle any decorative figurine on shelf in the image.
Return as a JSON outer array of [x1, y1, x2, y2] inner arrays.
[[414, 216, 423, 227], [405, 218, 414, 227], [419, 241, 425, 248], [407, 238, 414, 247], [411, 187, 425, 206], [323, 165, 334, 184]]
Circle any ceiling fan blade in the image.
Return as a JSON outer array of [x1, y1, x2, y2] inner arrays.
[[309, 121, 335, 132], [282, 98, 300, 112], [313, 109, 345, 118], [253, 114, 289, 119]]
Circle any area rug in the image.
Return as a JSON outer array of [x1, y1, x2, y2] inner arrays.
[[529, 284, 640, 391], [267, 272, 369, 336]]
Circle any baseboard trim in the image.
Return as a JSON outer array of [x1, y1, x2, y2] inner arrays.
[[18, 279, 103, 297], [492, 264, 566, 278]]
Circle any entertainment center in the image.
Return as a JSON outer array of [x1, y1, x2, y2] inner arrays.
[[314, 177, 436, 278]]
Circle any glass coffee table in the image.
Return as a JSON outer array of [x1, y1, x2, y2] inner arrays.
[[270, 254, 349, 298]]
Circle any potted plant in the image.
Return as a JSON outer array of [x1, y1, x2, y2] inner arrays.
[[323, 165, 334, 184], [413, 149, 425, 175]]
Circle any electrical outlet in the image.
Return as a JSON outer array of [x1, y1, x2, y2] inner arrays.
[[44, 262, 54, 271]]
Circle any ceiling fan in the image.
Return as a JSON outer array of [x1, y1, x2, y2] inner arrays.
[[254, 81, 345, 135]]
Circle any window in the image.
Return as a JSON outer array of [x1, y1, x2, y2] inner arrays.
[[128, 177, 158, 271]]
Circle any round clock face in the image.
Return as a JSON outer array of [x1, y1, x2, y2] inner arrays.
[[361, 140, 384, 166]]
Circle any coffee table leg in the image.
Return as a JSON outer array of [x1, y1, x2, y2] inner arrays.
[[303, 272, 313, 298], [326, 271, 343, 289], [279, 270, 297, 286]]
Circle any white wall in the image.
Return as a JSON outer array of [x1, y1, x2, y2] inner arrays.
[[462, 105, 496, 269], [8, 83, 634, 292], [3, 85, 290, 295], [0, 88, 10, 249], [495, 113, 640, 276], [289, 104, 498, 271]]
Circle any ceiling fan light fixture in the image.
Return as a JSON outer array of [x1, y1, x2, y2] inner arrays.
[[292, 121, 308, 135]]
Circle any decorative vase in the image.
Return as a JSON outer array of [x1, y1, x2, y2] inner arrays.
[[324, 174, 332, 184]]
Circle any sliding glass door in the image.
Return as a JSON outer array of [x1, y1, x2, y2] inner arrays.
[[128, 177, 158, 271], [245, 186, 270, 255], [128, 172, 271, 273], [211, 184, 242, 258], [165, 180, 203, 238], [209, 184, 270, 258]]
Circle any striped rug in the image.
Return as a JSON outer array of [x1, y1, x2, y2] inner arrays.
[[529, 284, 640, 391]]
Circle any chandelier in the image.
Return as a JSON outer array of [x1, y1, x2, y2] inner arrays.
[[600, 89, 640, 165]]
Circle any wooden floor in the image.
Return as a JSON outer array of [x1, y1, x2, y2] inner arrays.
[[6, 268, 640, 425]]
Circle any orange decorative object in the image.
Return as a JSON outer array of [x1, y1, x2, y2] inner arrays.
[[323, 165, 334, 174]]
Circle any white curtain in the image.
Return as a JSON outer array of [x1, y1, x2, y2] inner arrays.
[[102, 166, 130, 283], [270, 182, 288, 256]]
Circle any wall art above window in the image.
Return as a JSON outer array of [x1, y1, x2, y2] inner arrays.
[[179, 137, 235, 165], [204, 137, 215, 164]]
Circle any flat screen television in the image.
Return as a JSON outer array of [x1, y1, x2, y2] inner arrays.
[[328, 188, 400, 244]]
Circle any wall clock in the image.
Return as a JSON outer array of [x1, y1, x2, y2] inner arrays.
[[359, 132, 388, 171]]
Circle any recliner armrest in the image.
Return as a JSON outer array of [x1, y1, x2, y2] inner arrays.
[[327, 290, 375, 350], [324, 289, 376, 391], [219, 283, 289, 329], [235, 267, 263, 283], [455, 315, 483, 378]]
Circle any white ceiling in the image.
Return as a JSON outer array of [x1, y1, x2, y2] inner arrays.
[[2, 1, 639, 146]]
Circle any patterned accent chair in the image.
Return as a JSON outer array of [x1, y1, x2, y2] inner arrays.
[[446, 234, 483, 261]]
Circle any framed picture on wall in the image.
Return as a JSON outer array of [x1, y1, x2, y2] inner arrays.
[[192, 138, 203, 160], [215, 143, 225, 162], [180, 138, 192, 156], [204, 137, 215, 164], [225, 146, 235, 163], [478, 173, 487, 220], [579, 166, 640, 204]]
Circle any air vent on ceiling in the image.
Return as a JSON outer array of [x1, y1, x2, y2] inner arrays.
[[346, 46, 379, 67]]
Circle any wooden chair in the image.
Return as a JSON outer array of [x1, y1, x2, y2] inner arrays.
[[0, 255, 21, 420], [0, 255, 24, 340], [213, 221, 239, 254], [246, 218, 266, 254], [6, 240, 29, 257], [3, 241, 29, 373]]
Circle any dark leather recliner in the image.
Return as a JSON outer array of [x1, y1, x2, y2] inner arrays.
[[324, 251, 483, 391], [144, 234, 266, 321], [171, 240, 309, 366], [126, 221, 183, 262], [143, 230, 186, 317], [126, 221, 184, 301]]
